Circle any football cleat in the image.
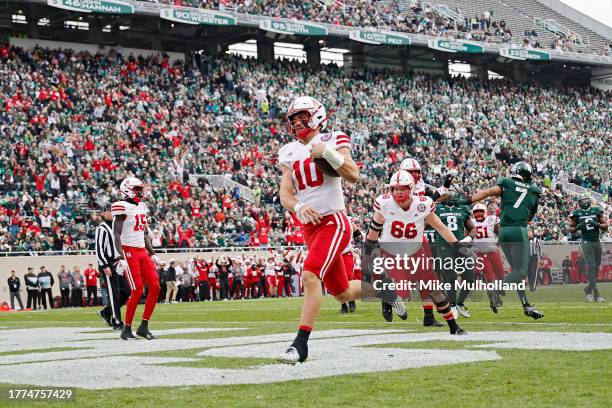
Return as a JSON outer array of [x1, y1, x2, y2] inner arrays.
[[277, 343, 308, 365], [457, 305, 471, 318], [112, 320, 124, 330], [120, 325, 138, 340], [340, 303, 348, 314], [585, 293, 594, 302], [391, 297, 407, 320], [423, 315, 444, 327], [97, 310, 112, 327], [523, 305, 544, 320], [348, 300, 356, 313], [382, 302, 393, 322], [136, 322, 156, 340], [595, 296, 606, 303], [451, 328, 467, 335], [490, 303, 498, 314], [451, 306, 459, 320]]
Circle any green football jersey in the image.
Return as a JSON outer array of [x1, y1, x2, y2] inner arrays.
[[434, 203, 471, 241], [496, 177, 541, 227], [571, 207, 602, 242]]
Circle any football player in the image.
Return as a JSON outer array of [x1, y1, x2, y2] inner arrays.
[[470, 162, 544, 319], [569, 194, 608, 302], [367, 170, 467, 334], [112, 177, 161, 340], [277, 96, 403, 364], [472, 203, 505, 312]]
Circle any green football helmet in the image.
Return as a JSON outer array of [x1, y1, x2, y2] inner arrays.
[[510, 161, 532, 183]]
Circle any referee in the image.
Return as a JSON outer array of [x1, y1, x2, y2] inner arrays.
[[527, 229, 542, 292], [95, 203, 131, 329]]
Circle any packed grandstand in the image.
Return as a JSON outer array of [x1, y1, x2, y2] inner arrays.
[[1, 41, 610, 253]]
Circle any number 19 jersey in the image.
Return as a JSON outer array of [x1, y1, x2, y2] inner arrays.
[[278, 131, 350, 216], [111, 200, 149, 248]]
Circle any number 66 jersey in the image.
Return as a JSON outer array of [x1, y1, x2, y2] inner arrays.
[[374, 193, 436, 255], [111, 200, 149, 248], [278, 131, 350, 217]]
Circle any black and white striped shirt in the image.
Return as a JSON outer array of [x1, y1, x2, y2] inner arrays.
[[95, 221, 119, 270], [529, 237, 542, 257]]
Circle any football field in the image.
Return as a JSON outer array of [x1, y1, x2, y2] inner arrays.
[[1, 284, 611, 408]]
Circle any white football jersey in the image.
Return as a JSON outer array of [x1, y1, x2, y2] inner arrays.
[[374, 193, 436, 255], [412, 180, 426, 196], [473, 215, 499, 253], [111, 200, 149, 248], [278, 131, 350, 217]]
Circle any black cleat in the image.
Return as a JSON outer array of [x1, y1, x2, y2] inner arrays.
[[490, 303, 498, 314], [423, 315, 444, 327], [523, 305, 544, 320], [340, 303, 349, 314], [136, 321, 156, 340], [120, 325, 138, 340], [451, 328, 468, 335], [382, 302, 393, 322], [97, 310, 112, 327], [112, 320, 124, 330], [348, 300, 356, 313]]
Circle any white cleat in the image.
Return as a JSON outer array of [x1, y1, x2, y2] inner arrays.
[[451, 306, 459, 320], [585, 293, 594, 302], [391, 297, 408, 320], [457, 305, 471, 318], [277, 347, 301, 365], [595, 297, 606, 303]]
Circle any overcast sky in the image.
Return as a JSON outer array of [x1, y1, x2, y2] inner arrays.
[[560, 0, 612, 28]]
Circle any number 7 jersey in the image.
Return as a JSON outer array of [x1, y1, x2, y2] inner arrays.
[[111, 200, 149, 248], [278, 131, 350, 216], [496, 177, 541, 227]]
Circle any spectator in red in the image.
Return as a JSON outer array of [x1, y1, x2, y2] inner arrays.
[[84, 263, 99, 306]]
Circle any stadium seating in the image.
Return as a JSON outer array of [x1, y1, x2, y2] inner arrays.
[[0, 44, 610, 253]]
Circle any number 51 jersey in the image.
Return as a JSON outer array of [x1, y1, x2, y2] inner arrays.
[[278, 131, 350, 217], [111, 200, 149, 248], [374, 193, 436, 255]]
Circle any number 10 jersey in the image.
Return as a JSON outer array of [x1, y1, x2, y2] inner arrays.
[[278, 131, 350, 217]]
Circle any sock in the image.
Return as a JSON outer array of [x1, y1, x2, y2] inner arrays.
[[341, 303, 348, 310], [423, 305, 434, 317], [140, 319, 148, 328], [517, 289, 530, 307], [297, 325, 312, 342]]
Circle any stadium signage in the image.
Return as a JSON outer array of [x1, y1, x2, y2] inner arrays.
[[349, 30, 411, 46], [427, 38, 484, 53], [160, 8, 237, 26], [259, 20, 328, 36], [500, 47, 552, 61], [47, 0, 134, 14]]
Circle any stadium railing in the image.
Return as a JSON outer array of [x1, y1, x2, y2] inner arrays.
[[561, 183, 605, 203], [188, 174, 256, 203]]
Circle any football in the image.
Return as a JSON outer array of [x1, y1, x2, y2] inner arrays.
[[314, 158, 340, 177]]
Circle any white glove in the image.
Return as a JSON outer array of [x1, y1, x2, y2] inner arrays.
[[460, 236, 473, 243], [115, 260, 127, 276], [151, 254, 161, 266], [436, 186, 448, 196]]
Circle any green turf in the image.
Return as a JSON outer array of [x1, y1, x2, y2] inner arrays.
[[0, 283, 611, 407]]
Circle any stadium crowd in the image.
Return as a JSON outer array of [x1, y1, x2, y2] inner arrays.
[[0, 43, 610, 253]]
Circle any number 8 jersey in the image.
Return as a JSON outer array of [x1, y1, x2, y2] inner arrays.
[[111, 200, 149, 248], [278, 131, 350, 216]]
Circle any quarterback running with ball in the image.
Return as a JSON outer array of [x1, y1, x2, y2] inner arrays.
[[277, 96, 404, 364]]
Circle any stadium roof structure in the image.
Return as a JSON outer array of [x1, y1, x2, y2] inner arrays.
[[2, 0, 612, 85]]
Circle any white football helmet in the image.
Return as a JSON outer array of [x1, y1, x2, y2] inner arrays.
[[399, 158, 421, 182], [286, 96, 327, 140], [119, 177, 145, 203], [472, 203, 487, 221], [388, 170, 415, 204]]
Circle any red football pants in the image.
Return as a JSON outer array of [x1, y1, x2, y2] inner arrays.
[[477, 250, 505, 282], [122, 246, 160, 326], [303, 212, 352, 296]]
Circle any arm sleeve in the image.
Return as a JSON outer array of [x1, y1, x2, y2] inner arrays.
[[110, 202, 126, 217], [373, 196, 382, 212]]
